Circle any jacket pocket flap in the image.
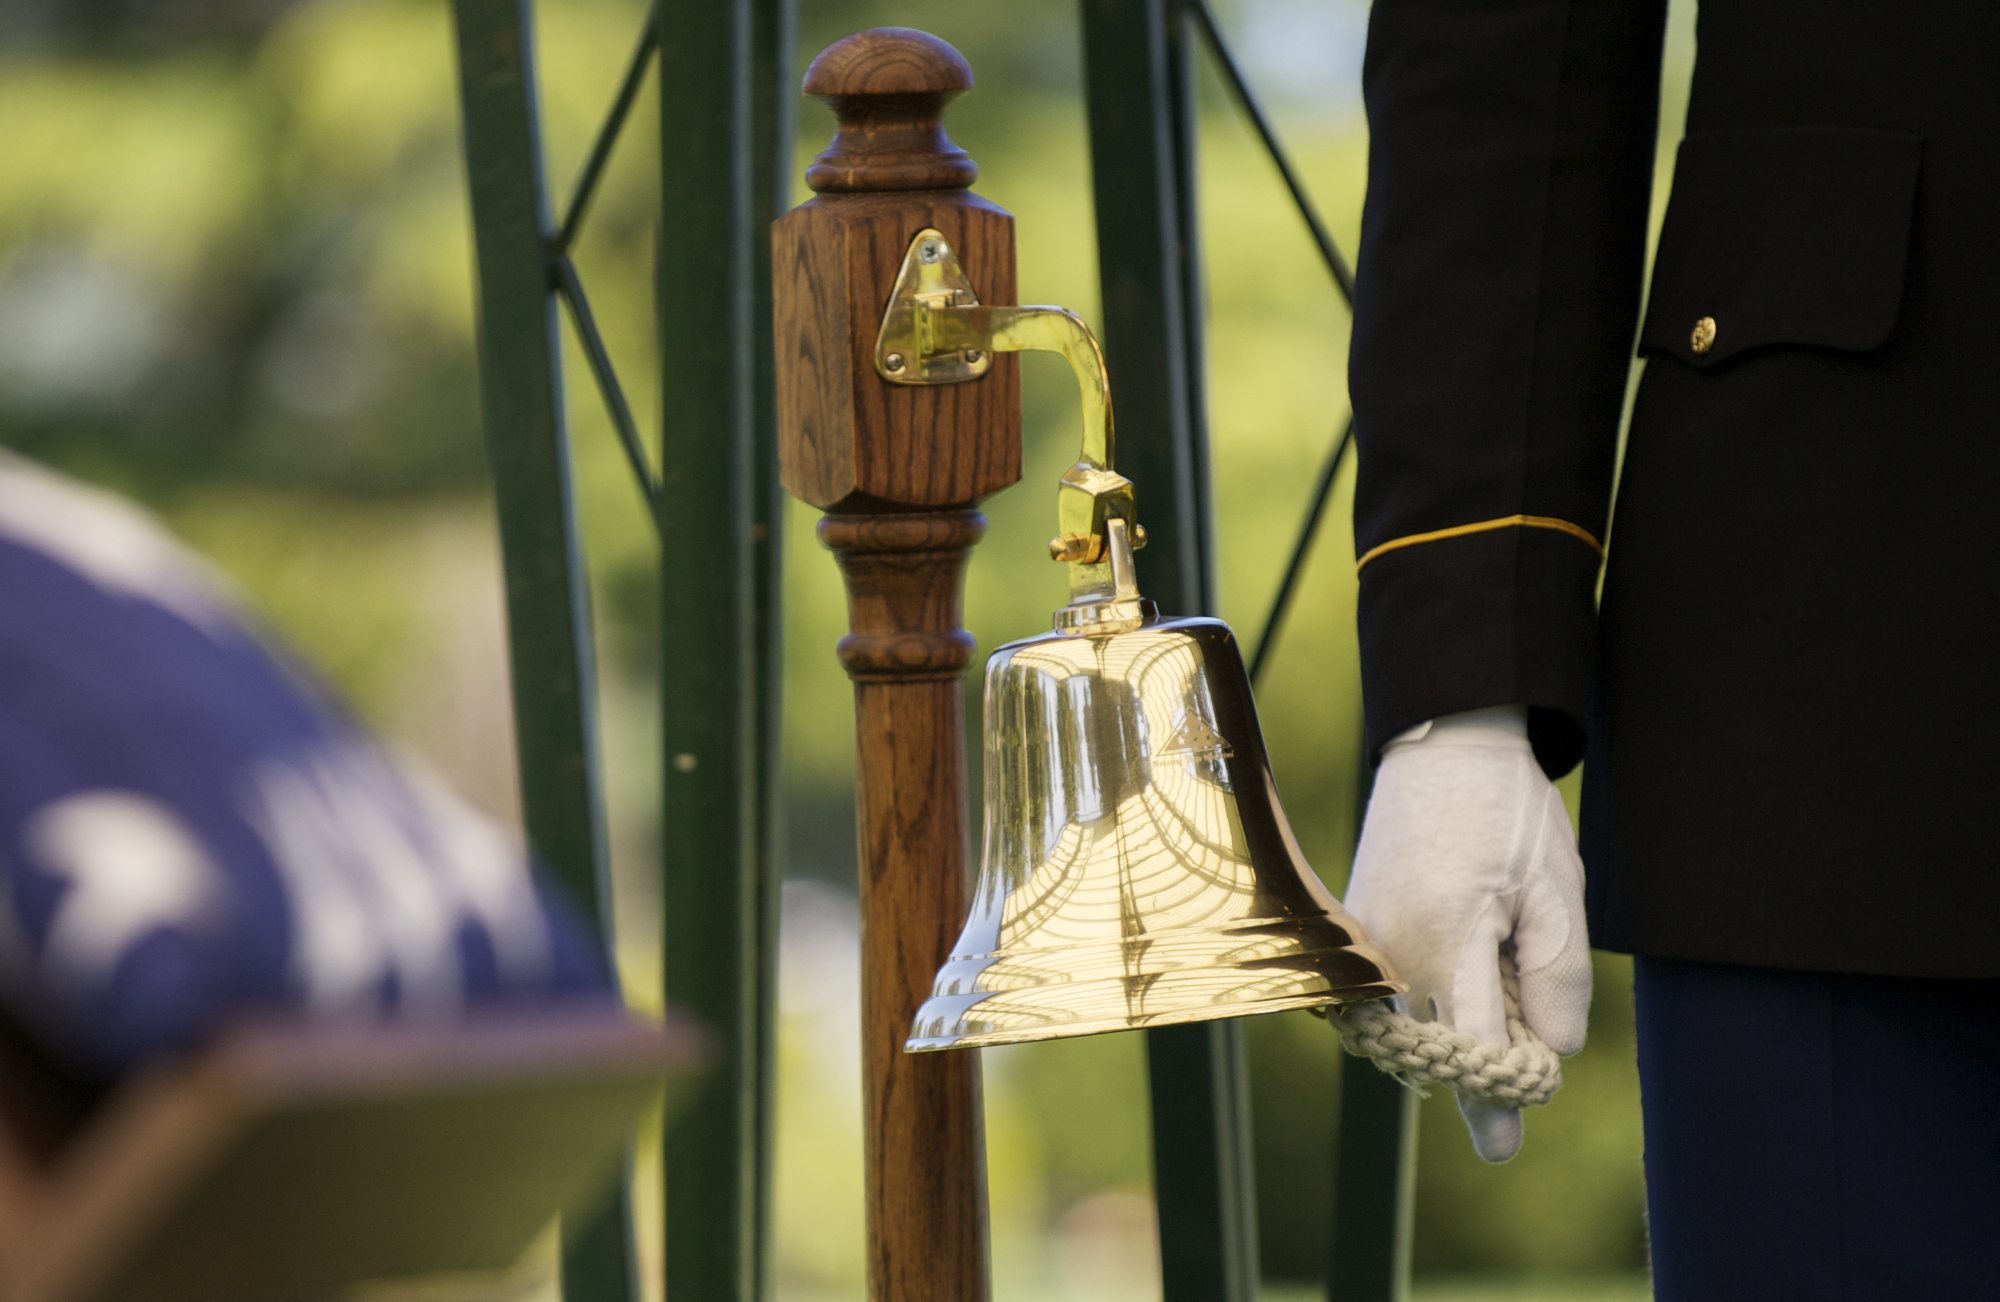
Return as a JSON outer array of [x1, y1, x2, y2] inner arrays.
[[1638, 127, 1923, 368]]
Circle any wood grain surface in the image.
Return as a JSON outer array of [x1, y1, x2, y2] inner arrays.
[[774, 193, 1021, 512], [825, 510, 992, 1301], [776, 27, 1010, 1302]]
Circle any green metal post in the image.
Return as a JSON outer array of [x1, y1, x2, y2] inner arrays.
[[1328, 759, 1418, 1301], [1081, 0, 1214, 610], [1328, 1064, 1417, 1300], [449, 2, 637, 1298], [656, 0, 782, 1297], [745, 0, 793, 1289], [1081, 3, 1257, 1298]]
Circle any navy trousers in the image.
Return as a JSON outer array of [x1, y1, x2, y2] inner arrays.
[[1634, 957, 2000, 1301]]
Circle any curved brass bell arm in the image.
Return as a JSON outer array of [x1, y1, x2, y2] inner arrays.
[[875, 228, 1142, 611], [918, 303, 1113, 474], [922, 304, 1138, 608]]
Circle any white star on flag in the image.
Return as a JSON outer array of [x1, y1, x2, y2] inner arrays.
[[27, 792, 222, 988]]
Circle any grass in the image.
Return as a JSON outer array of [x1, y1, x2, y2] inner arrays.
[[771, 1280, 1652, 1302]]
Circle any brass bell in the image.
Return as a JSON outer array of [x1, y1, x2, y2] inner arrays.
[[905, 518, 1402, 1051], [875, 229, 1403, 1053]]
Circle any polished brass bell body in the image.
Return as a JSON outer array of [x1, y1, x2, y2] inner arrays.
[[878, 228, 1402, 1052], [905, 525, 1404, 1052]]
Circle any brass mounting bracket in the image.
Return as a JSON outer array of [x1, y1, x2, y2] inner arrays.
[[875, 228, 1143, 606]]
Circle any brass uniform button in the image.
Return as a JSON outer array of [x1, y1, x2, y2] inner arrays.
[[1691, 315, 1718, 355]]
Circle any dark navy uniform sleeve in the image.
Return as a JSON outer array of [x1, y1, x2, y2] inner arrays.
[[1349, 0, 1669, 775]]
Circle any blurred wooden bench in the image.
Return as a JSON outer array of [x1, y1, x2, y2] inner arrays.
[[0, 1006, 700, 1302]]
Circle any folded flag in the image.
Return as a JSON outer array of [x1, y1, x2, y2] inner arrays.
[[0, 452, 614, 1077]]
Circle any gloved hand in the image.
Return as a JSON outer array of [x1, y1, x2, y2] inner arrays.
[[1342, 705, 1592, 1162]]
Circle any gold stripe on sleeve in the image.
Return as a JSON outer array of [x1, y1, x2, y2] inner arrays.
[[1355, 514, 1603, 573]]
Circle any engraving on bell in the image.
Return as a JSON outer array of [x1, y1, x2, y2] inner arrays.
[[906, 613, 1404, 1052], [1159, 710, 1233, 761]]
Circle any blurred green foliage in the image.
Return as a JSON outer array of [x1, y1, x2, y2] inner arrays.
[[0, 0, 1700, 1294]]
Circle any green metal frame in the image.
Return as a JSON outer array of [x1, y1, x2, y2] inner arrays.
[[451, 5, 636, 1297], [1081, 2, 1417, 1299], [656, 0, 789, 1297], [450, 1, 788, 1298], [1080, 5, 1257, 1301]]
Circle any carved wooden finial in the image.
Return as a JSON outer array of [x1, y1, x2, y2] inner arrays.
[[803, 28, 977, 193]]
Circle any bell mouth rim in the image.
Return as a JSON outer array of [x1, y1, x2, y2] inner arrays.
[[902, 979, 1405, 1053]]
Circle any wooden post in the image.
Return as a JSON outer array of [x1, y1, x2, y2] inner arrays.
[[771, 28, 1017, 1302]]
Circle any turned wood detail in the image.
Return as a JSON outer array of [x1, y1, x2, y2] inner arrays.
[[802, 28, 976, 194], [775, 28, 1008, 1302], [821, 511, 983, 682]]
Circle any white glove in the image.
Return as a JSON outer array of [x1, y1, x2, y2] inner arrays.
[[1342, 705, 1592, 1162]]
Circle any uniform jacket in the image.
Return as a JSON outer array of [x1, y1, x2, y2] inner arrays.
[[1349, 0, 2000, 976]]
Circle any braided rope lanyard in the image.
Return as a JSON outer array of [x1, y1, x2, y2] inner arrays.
[[1323, 961, 1564, 1107]]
